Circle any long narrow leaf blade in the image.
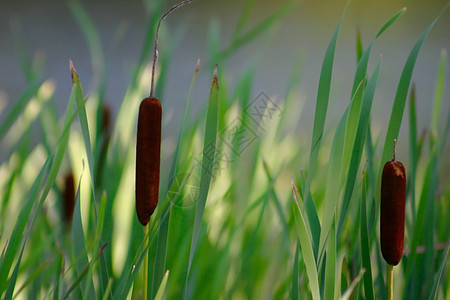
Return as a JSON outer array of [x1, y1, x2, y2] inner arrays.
[[291, 241, 300, 300], [3, 245, 25, 300], [428, 247, 449, 300], [304, 3, 349, 258], [375, 15, 440, 211], [337, 60, 381, 236], [292, 191, 320, 300], [184, 66, 220, 298], [324, 218, 336, 300], [71, 165, 96, 299], [154, 270, 170, 300], [70, 61, 97, 199], [340, 268, 366, 300], [360, 172, 374, 300]]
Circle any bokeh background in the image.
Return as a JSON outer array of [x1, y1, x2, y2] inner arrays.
[[1, 0, 449, 164]]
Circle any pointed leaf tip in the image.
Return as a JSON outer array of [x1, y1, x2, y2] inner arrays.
[[195, 58, 200, 73], [213, 64, 219, 86], [69, 59, 79, 85], [69, 58, 74, 71]]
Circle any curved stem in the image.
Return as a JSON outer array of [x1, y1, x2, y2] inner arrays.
[[150, 0, 195, 97]]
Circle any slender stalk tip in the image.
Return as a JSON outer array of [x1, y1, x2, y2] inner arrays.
[[402, 7, 407, 12], [149, 0, 196, 97], [392, 139, 397, 161]]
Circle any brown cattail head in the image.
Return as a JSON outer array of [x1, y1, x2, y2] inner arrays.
[[101, 103, 112, 136], [381, 140, 406, 265], [95, 103, 113, 189], [135, 97, 162, 225], [63, 172, 76, 226]]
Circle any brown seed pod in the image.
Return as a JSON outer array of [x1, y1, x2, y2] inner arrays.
[[135, 97, 162, 226], [63, 172, 76, 226], [101, 103, 112, 136], [95, 103, 113, 189], [380, 140, 406, 265]]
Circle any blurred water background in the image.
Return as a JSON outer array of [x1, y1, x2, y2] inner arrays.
[[0, 0, 449, 166]]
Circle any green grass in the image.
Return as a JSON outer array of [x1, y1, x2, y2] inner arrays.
[[0, 0, 449, 299]]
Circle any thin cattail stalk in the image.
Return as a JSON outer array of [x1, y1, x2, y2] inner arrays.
[[387, 264, 393, 300], [143, 224, 149, 300]]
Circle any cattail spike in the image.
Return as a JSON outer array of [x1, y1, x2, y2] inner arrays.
[[63, 172, 76, 227], [381, 140, 406, 265], [136, 97, 162, 225], [101, 103, 112, 136]]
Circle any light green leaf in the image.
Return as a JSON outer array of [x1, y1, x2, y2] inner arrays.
[[337, 60, 381, 236], [71, 164, 96, 299], [154, 270, 169, 300], [340, 268, 366, 300], [428, 246, 449, 300], [184, 66, 220, 298], [360, 172, 375, 300], [304, 1, 350, 258], [292, 191, 320, 300], [291, 241, 300, 300], [324, 217, 336, 300], [375, 14, 440, 216]]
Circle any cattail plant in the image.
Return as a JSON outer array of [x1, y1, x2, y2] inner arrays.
[[95, 103, 112, 189], [63, 172, 75, 227], [380, 139, 406, 299], [135, 0, 194, 225], [135, 1, 194, 298]]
